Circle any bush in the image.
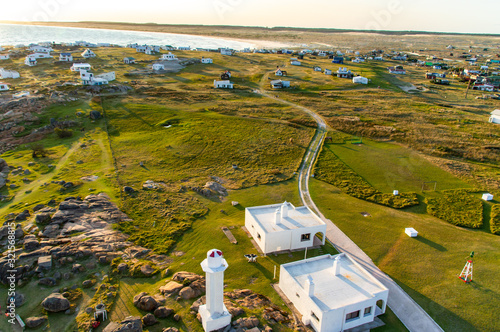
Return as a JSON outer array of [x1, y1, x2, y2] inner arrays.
[[425, 190, 483, 228], [54, 127, 73, 138], [314, 145, 419, 209], [490, 205, 500, 235], [31, 143, 49, 158]]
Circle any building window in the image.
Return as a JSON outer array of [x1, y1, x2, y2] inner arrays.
[[311, 311, 319, 322], [364, 307, 372, 316], [346, 310, 360, 321], [301, 233, 311, 242], [257, 233, 261, 240], [296, 293, 300, 298]]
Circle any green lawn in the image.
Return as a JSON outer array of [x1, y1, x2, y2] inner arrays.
[[310, 179, 500, 332]]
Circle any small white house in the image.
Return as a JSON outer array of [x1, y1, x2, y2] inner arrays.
[[336, 67, 353, 78], [353, 76, 369, 84], [201, 57, 213, 64], [324, 69, 332, 75], [71, 63, 91, 72], [245, 201, 326, 254], [29, 45, 52, 53], [59, 53, 73, 62], [178, 46, 191, 51], [24, 56, 37, 66], [0, 82, 9, 91], [80, 70, 108, 86], [279, 253, 389, 332], [314, 66, 322, 72], [275, 68, 287, 76], [145, 47, 155, 55], [291, 60, 301, 66], [29, 52, 52, 59], [405, 228, 418, 238], [489, 110, 500, 124], [161, 52, 177, 61], [81, 49, 96, 58], [482, 193, 494, 201], [270, 80, 291, 89], [318, 51, 327, 57], [136, 46, 147, 53], [152, 63, 165, 71], [0, 54, 10, 60], [214, 80, 233, 89], [220, 48, 233, 55], [0, 68, 20, 79], [124, 57, 136, 64]]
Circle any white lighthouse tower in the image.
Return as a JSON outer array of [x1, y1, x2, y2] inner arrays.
[[199, 249, 232, 331]]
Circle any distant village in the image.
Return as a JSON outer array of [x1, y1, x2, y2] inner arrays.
[[1, 40, 499, 123]]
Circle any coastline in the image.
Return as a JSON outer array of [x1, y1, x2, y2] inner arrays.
[[0, 21, 296, 49]]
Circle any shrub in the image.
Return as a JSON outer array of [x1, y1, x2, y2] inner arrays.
[[314, 144, 419, 209], [425, 190, 483, 228], [54, 127, 73, 138], [490, 205, 500, 235], [31, 143, 49, 158]]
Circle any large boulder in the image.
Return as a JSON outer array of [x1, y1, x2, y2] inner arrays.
[[103, 316, 142, 332], [179, 287, 196, 300], [25, 316, 47, 328], [38, 277, 57, 286], [142, 313, 158, 326], [89, 110, 102, 120], [140, 264, 155, 277], [5, 292, 25, 308], [35, 213, 52, 224], [159, 281, 183, 295], [133, 292, 159, 312], [154, 306, 174, 318], [41, 293, 70, 312]]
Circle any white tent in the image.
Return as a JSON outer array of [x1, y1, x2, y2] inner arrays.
[[353, 76, 369, 84]]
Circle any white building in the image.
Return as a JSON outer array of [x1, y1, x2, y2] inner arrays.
[[275, 68, 287, 76], [71, 63, 91, 72], [220, 48, 233, 55], [0, 54, 9, 60], [24, 56, 37, 66], [161, 52, 178, 61], [29, 45, 52, 53], [214, 80, 233, 89], [199, 249, 232, 331], [81, 49, 96, 58], [145, 47, 155, 55], [353, 76, 369, 84], [124, 57, 135, 64], [201, 57, 213, 64], [178, 46, 191, 51], [489, 109, 500, 124], [59, 53, 73, 62], [0, 82, 9, 91], [291, 60, 302, 66], [152, 63, 165, 71], [270, 80, 290, 89], [279, 253, 389, 332], [324, 69, 332, 75], [28, 52, 52, 59], [0, 68, 20, 79], [136, 45, 147, 53], [245, 202, 326, 254], [80, 70, 108, 86], [314, 66, 322, 72], [336, 67, 353, 78]]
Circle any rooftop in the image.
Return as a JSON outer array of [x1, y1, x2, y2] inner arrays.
[[246, 202, 325, 233], [283, 254, 387, 310]]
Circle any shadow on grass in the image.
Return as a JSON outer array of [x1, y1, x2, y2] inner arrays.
[[415, 236, 447, 252], [390, 275, 480, 332]]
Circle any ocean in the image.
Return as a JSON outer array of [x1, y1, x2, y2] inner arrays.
[[0, 23, 273, 50]]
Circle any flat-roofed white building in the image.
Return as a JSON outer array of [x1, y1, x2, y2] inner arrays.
[[161, 52, 178, 61], [70, 63, 91, 72], [279, 253, 389, 332], [213, 80, 233, 89], [245, 202, 326, 254]]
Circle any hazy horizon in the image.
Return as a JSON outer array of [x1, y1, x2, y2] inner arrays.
[[2, 0, 500, 35]]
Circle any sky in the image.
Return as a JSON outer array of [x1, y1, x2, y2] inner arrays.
[[1, 0, 499, 34]]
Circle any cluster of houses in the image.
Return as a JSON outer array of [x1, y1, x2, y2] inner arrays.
[[244, 201, 389, 332]]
